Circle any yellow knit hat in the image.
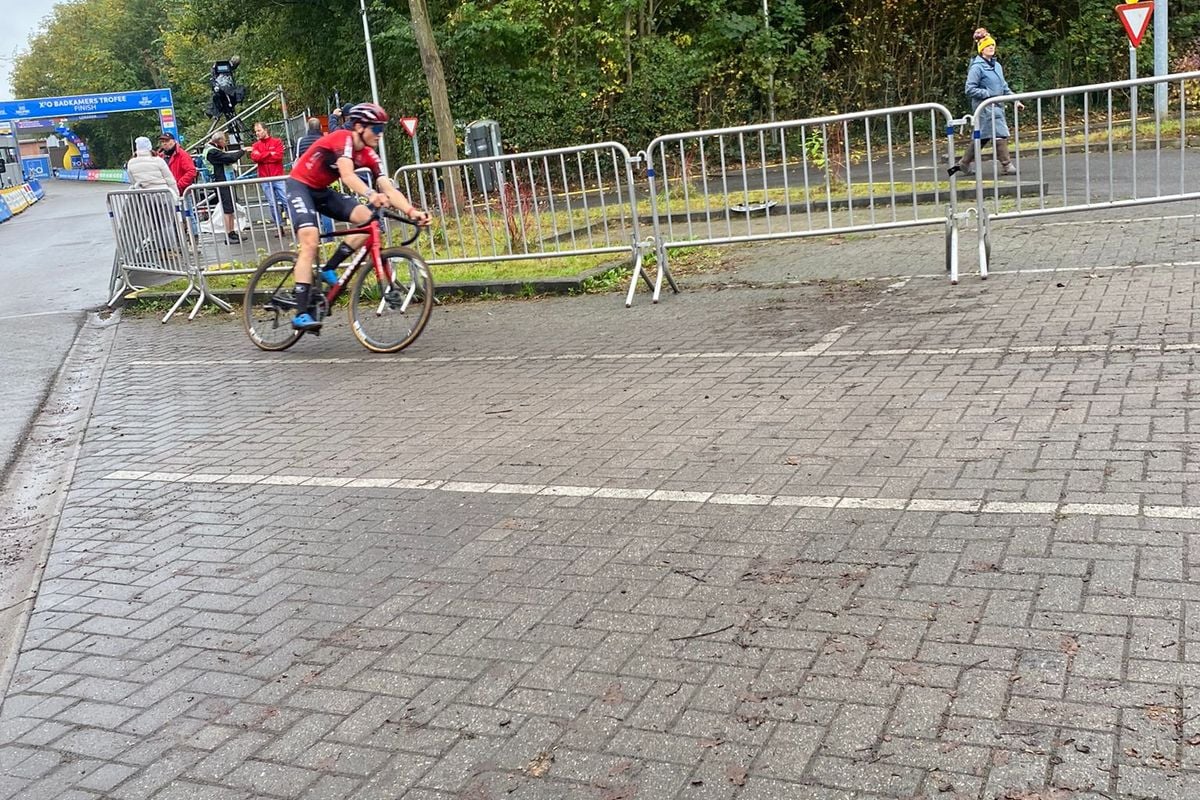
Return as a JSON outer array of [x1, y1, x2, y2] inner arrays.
[[977, 34, 996, 54]]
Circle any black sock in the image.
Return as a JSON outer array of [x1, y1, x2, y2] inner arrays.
[[324, 242, 355, 271], [293, 283, 312, 315]]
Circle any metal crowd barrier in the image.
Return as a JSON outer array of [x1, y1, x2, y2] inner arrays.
[[392, 141, 651, 304], [642, 103, 964, 297], [180, 173, 298, 311], [972, 70, 1200, 276], [104, 74, 1200, 322], [106, 189, 201, 322]]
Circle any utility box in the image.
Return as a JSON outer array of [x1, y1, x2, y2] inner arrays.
[[463, 119, 503, 194]]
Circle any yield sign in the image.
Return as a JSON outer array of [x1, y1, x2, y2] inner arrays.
[[399, 117, 418, 137], [1115, 2, 1154, 48]]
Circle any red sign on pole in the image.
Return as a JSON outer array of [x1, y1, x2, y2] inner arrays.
[[399, 117, 418, 137], [1115, 1, 1154, 48]]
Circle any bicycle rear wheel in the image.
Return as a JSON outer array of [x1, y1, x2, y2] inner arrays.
[[348, 247, 435, 354], [244, 252, 305, 351]]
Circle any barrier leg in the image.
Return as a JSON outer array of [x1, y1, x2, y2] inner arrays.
[[625, 247, 642, 308], [162, 280, 197, 323], [107, 282, 129, 309], [652, 244, 667, 304], [978, 206, 990, 280]]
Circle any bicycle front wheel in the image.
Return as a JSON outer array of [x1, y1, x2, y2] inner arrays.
[[244, 252, 305, 351], [348, 247, 435, 354]]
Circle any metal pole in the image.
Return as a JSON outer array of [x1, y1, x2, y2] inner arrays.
[[762, 0, 776, 128], [1130, 45, 1138, 141], [1154, 0, 1167, 120], [360, 0, 389, 173], [277, 86, 293, 157]]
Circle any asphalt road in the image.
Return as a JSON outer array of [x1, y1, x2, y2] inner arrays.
[[0, 180, 115, 477]]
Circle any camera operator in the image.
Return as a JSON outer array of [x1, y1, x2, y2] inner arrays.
[[204, 131, 248, 244]]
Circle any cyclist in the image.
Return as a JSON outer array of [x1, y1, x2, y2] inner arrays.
[[286, 102, 430, 331]]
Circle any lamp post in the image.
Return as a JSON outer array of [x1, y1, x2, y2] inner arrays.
[[763, 0, 776, 126], [758, 0, 777, 143], [359, 0, 389, 172]]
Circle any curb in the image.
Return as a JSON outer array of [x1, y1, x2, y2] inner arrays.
[[0, 311, 119, 710], [128, 262, 626, 309]]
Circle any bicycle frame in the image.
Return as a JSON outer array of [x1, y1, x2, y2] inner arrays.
[[318, 215, 386, 306]]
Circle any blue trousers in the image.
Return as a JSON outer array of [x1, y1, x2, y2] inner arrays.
[[261, 180, 288, 226]]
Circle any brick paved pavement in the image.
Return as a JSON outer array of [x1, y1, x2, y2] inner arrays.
[[1, 210, 1199, 799]]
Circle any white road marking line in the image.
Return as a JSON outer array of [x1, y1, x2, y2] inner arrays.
[[981, 501, 1059, 515], [838, 497, 908, 511], [803, 324, 854, 356], [907, 259, 1200, 279], [0, 309, 86, 322], [1145, 506, 1200, 520], [1060, 503, 1140, 517], [907, 499, 978, 512], [301, 477, 354, 487], [539, 485, 596, 497], [709, 493, 773, 506], [126, 336, 1197, 370], [593, 487, 653, 499], [488, 483, 542, 495], [258, 475, 309, 485], [440, 481, 494, 493], [99, 470, 1199, 519]]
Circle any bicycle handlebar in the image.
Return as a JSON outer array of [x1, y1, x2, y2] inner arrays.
[[376, 207, 423, 246]]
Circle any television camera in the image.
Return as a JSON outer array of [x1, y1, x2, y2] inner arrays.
[[207, 56, 247, 142]]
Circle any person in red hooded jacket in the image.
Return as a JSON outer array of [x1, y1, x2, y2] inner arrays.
[[157, 132, 197, 192], [250, 121, 289, 238], [157, 131, 198, 236]]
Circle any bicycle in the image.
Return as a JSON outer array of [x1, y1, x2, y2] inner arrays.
[[243, 207, 435, 353]]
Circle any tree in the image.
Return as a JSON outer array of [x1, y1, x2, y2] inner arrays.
[[404, 0, 463, 206], [11, 0, 172, 166]]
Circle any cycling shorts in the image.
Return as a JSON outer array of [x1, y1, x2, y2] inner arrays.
[[285, 177, 363, 232]]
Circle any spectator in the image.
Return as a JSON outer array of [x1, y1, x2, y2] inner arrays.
[[328, 107, 345, 131], [949, 28, 1024, 177], [126, 136, 181, 257], [250, 121, 288, 239], [295, 117, 323, 160], [157, 132, 199, 237], [293, 117, 333, 235], [157, 132, 197, 193], [128, 136, 179, 199], [204, 131, 248, 243]]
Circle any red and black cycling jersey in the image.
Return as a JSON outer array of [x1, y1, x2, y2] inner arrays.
[[290, 129, 382, 189]]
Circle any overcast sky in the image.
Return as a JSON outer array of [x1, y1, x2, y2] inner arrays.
[[1, 1, 60, 101]]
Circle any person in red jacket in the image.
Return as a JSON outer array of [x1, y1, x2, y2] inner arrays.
[[250, 121, 288, 237], [157, 132, 196, 192], [158, 132, 199, 236]]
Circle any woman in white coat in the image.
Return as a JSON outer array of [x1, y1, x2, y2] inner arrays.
[[126, 137, 179, 198], [125, 136, 183, 254]]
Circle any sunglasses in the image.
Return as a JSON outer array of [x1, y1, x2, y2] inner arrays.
[[370, 124, 386, 135]]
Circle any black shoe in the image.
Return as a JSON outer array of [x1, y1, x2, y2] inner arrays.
[[226, 232, 241, 243], [947, 164, 961, 177]]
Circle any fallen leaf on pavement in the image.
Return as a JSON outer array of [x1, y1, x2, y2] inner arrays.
[[524, 751, 554, 778]]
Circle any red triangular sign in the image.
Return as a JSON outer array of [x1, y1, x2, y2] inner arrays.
[[1115, 2, 1154, 48], [399, 117, 418, 137]]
